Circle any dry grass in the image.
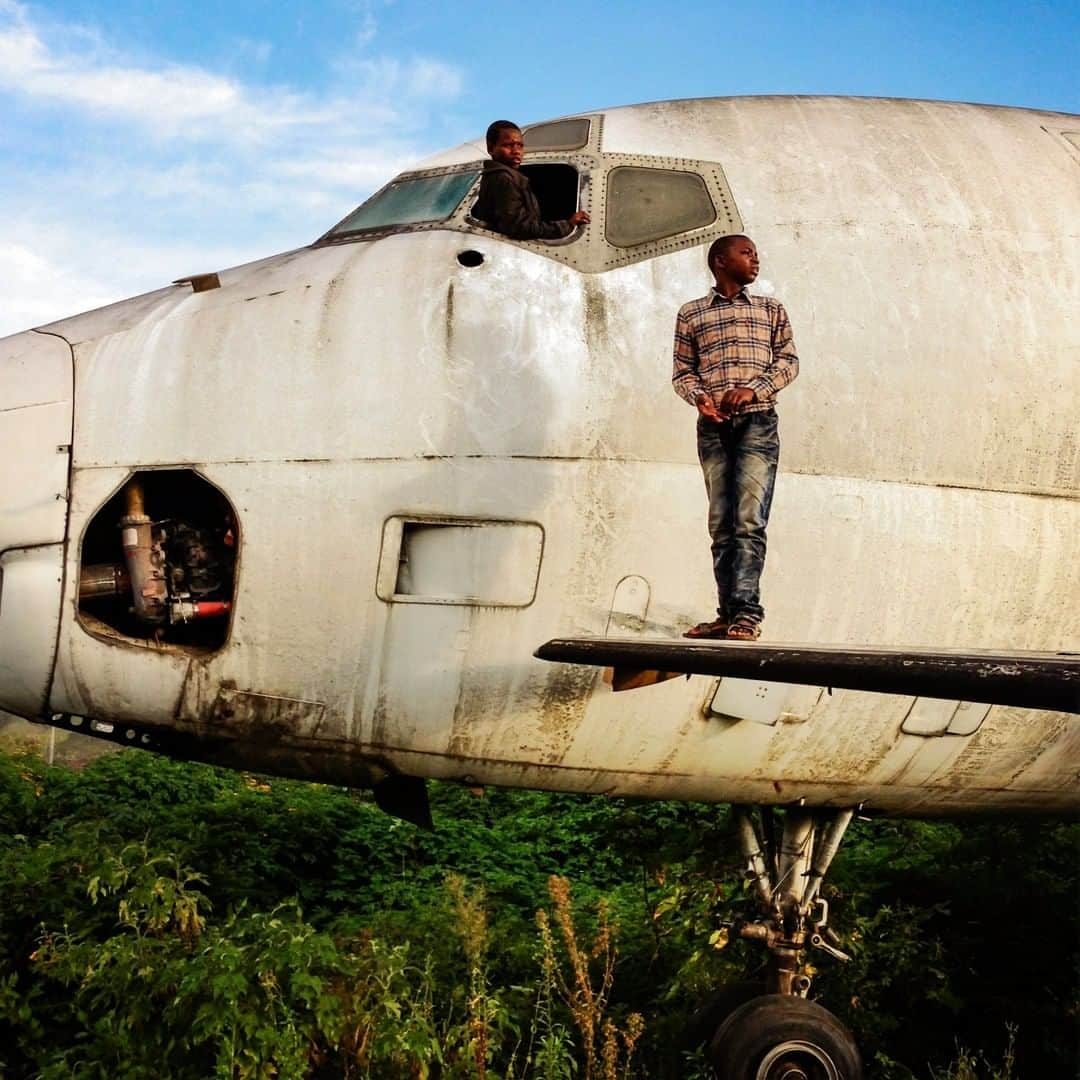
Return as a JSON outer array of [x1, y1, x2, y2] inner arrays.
[[537, 875, 644, 1080]]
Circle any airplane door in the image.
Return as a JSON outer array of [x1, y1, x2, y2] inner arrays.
[[0, 331, 73, 717]]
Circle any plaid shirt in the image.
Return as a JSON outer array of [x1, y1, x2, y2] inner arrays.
[[672, 288, 799, 413]]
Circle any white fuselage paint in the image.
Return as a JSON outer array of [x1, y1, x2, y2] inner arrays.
[[1, 97, 1077, 815]]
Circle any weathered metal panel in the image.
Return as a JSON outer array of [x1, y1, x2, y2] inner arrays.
[[376, 517, 544, 607], [0, 331, 72, 549], [709, 679, 825, 727], [0, 545, 65, 717], [0, 331, 73, 716]]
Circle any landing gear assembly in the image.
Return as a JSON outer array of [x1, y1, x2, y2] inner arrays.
[[707, 805, 864, 1079]]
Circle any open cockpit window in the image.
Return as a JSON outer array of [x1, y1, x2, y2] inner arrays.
[[466, 162, 584, 244], [518, 163, 581, 226], [324, 170, 480, 239]]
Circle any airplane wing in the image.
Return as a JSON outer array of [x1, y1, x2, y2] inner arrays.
[[534, 638, 1080, 713]]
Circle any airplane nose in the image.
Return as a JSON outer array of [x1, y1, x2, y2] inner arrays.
[[0, 330, 74, 718]]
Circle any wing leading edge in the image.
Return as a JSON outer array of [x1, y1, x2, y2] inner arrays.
[[534, 638, 1080, 713]]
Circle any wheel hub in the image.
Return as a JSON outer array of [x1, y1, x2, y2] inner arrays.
[[757, 1040, 840, 1080]]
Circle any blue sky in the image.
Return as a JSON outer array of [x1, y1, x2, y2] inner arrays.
[[2, 0, 1077, 335]]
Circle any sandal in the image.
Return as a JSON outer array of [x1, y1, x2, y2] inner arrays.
[[684, 618, 729, 639], [726, 616, 762, 641]]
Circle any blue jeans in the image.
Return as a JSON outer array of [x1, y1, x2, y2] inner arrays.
[[697, 409, 780, 624]]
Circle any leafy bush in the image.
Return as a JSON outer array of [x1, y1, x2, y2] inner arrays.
[[0, 747, 1075, 1078]]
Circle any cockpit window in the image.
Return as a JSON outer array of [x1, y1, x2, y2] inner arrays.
[[522, 118, 591, 152], [313, 147, 742, 273], [605, 166, 716, 248], [519, 163, 580, 223], [326, 171, 480, 237]]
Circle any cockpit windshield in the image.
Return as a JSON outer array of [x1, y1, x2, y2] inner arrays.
[[314, 137, 743, 273], [325, 171, 479, 238]]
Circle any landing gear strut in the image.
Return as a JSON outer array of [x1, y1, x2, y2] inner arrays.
[[707, 805, 864, 1079]]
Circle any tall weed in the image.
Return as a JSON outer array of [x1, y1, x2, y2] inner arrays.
[[536, 875, 644, 1080]]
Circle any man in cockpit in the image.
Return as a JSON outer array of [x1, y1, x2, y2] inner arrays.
[[472, 120, 590, 240], [673, 235, 800, 642]]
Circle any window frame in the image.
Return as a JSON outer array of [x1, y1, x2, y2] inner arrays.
[[585, 152, 740, 270], [603, 164, 718, 248], [521, 116, 593, 152]]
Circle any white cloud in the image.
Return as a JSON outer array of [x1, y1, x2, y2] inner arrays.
[[0, 240, 127, 335], [0, 1, 470, 335], [355, 9, 378, 47], [349, 56, 464, 101], [0, 7, 244, 128], [0, 225, 266, 338], [231, 37, 274, 67], [272, 148, 417, 191], [0, 3, 463, 143]]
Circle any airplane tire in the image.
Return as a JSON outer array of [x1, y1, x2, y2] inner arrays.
[[708, 994, 863, 1080], [683, 980, 762, 1051]]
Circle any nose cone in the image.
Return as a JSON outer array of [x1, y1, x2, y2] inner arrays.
[[0, 331, 73, 548], [0, 330, 73, 717]]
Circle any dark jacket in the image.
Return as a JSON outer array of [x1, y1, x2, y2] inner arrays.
[[471, 161, 573, 241]]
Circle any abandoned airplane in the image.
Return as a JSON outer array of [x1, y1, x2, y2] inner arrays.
[[2, 95, 1078, 1077]]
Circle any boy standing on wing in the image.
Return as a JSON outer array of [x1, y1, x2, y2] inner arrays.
[[673, 235, 800, 641]]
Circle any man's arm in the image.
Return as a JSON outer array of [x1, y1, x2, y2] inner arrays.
[[486, 172, 573, 241], [672, 307, 703, 404], [745, 301, 800, 399], [672, 308, 723, 421]]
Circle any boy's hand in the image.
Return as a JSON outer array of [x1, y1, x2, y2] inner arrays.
[[568, 211, 591, 227], [718, 387, 755, 417], [696, 394, 724, 422]]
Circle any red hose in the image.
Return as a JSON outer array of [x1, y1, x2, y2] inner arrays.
[[193, 601, 231, 618]]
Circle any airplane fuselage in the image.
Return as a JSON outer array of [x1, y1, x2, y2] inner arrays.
[[1, 96, 1077, 815]]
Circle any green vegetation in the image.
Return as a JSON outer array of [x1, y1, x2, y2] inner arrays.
[[0, 747, 1075, 1078]]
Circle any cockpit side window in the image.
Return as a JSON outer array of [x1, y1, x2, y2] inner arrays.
[[323, 171, 479, 239], [605, 166, 716, 248]]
